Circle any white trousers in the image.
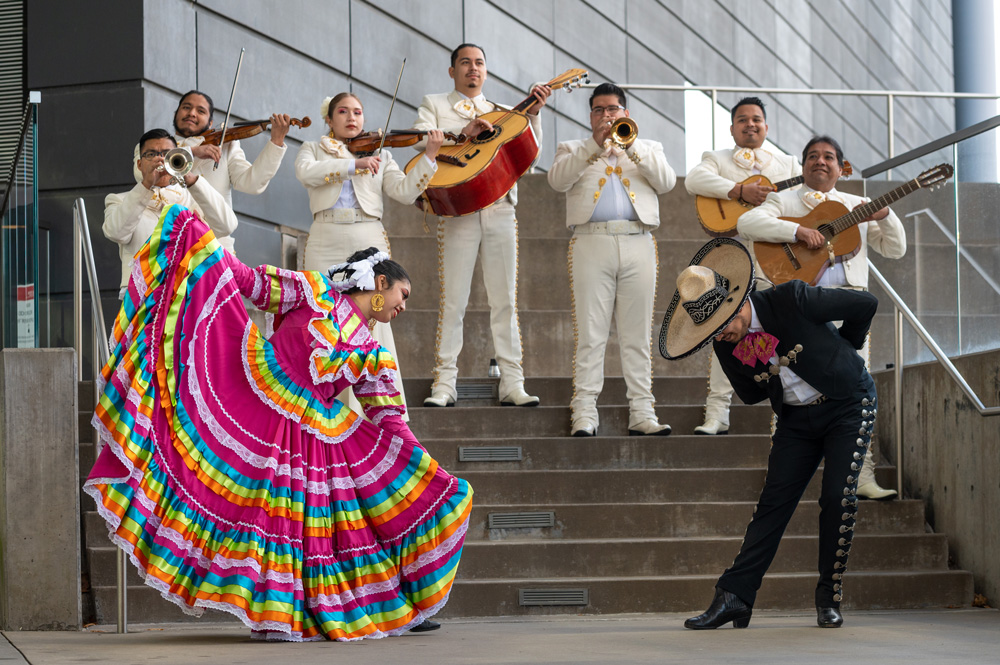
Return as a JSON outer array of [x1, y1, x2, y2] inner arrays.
[[704, 350, 735, 426], [303, 217, 408, 418], [568, 231, 658, 429], [430, 201, 524, 400]]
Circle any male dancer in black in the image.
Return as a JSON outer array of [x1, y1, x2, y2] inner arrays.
[[660, 238, 878, 629]]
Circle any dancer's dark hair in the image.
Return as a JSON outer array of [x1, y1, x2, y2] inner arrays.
[[337, 247, 409, 293]]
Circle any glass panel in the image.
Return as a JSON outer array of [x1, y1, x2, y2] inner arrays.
[[1, 102, 39, 349]]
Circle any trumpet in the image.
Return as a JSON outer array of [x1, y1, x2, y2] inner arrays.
[[609, 117, 638, 149], [160, 147, 194, 187]]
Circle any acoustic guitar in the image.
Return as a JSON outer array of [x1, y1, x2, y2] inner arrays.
[[753, 164, 953, 285], [695, 162, 852, 238], [405, 68, 589, 218]]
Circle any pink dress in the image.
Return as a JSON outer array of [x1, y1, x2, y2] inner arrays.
[[85, 204, 472, 641]]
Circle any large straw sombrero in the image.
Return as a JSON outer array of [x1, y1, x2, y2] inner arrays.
[[658, 237, 755, 360]]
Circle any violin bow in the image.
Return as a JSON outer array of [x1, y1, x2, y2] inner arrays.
[[372, 58, 406, 176], [215, 47, 246, 171]]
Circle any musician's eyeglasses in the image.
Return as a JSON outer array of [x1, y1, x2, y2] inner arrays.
[[590, 105, 625, 115], [141, 149, 171, 160]]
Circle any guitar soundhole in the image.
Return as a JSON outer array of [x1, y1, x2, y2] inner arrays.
[[471, 126, 502, 144]]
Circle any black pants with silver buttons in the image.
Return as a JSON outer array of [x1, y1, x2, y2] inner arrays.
[[717, 371, 877, 609]]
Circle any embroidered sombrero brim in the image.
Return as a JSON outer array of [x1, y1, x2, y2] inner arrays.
[[658, 237, 755, 360]]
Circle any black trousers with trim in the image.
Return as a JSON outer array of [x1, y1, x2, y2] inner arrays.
[[717, 371, 877, 609]]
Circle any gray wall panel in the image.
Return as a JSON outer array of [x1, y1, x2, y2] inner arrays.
[[142, 0, 197, 97], [371, 0, 465, 48]]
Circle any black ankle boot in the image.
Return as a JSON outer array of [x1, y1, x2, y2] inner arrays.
[[684, 588, 752, 629], [816, 606, 843, 628]]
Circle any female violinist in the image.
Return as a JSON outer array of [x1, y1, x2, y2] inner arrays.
[[295, 92, 444, 416]]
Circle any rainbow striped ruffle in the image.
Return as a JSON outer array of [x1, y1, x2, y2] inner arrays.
[[85, 206, 472, 641]]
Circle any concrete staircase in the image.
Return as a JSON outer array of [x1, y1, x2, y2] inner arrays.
[[78, 173, 974, 623]]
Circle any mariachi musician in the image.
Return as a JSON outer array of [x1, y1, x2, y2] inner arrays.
[[133, 90, 290, 253], [685, 96, 801, 437], [547, 82, 676, 437], [412, 43, 551, 408], [738, 135, 904, 500]]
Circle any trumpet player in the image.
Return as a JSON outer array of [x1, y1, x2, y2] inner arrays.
[[547, 82, 676, 437], [105, 128, 238, 298]]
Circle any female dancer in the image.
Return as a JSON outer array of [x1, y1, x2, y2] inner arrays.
[[85, 204, 471, 641], [296, 92, 443, 416]]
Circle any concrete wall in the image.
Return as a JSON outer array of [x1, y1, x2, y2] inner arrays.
[[26, 0, 955, 354], [0, 349, 81, 630], [873, 348, 1000, 606]]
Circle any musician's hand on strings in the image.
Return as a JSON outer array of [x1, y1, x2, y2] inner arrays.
[[854, 203, 889, 222], [192, 143, 222, 163], [356, 155, 381, 176], [269, 113, 291, 146], [526, 84, 552, 114], [795, 225, 826, 249], [461, 118, 493, 139], [739, 182, 774, 206], [425, 129, 445, 162]]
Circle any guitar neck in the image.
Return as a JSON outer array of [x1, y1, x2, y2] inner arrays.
[[823, 179, 920, 237], [773, 175, 803, 192]]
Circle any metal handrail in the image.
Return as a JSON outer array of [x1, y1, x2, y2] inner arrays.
[[581, 83, 1000, 179], [863, 112, 1000, 178], [72, 198, 126, 635], [867, 260, 1000, 494]]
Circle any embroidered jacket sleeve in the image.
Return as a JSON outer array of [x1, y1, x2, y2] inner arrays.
[[380, 148, 436, 204], [103, 184, 154, 245], [225, 139, 286, 195], [625, 139, 675, 193], [737, 191, 800, 242], [547, 140, 592, 192], [187, 176, 239, 238], [294, 141, 354, 188], [685, 151, 736, 199], [863, 207, 906, 259]]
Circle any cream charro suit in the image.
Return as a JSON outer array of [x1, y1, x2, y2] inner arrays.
[[133, 138, 286, 252], [413, 91, 543, 401], [548, 137, 676, 429], [104, 179, 238, 291], [295, 141, 437, 419], [685, 147, 802, 429]]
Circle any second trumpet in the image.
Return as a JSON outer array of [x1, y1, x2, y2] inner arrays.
[[609, 117, 638, 149]]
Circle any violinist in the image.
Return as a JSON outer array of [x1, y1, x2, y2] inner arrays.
[[105, 128, 238, 298], [413, 43, 551, 408], [132, 90, 289, 252], [295, 92, 444, 418]]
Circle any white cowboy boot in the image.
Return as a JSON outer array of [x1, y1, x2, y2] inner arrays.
[[856, 450, 897, 500]]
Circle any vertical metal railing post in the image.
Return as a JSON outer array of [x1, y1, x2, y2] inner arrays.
[[952, 143, 962, 353], [893, 307, 904, 495], [710, 88, 718, 150], [72, 198, 124, 633], [886, 93, 894, 180]]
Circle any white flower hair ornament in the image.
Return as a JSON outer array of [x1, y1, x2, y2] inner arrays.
[[328, 251, 391, 292], [320, 96, 334, 120]]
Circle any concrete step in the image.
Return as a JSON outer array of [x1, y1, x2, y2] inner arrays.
[[391, 309, 711, 379], [402, 375, 722, 407], [454, 533, 949, 580], [464, 500, 927, 541], [91, 584, 239, 625], [438, 570, 974, 617], [406, 404, 773, 439], [454, 467, 897, 505], [423, 434, 773, 470]]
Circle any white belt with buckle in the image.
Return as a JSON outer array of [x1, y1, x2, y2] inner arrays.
[[573, 220, 647, 235], [316, 208, 381, 224]]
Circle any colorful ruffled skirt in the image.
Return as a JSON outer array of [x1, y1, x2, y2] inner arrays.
[[85, 206, 472, 641]]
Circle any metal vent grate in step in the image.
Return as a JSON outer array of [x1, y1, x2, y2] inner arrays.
[[488, 511, 555, 529], [457, 382, 498, 400], [458, 446, 523, 462], [519, 588, 589, 606]]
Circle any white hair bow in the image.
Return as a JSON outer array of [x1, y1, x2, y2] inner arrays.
[[328, 251, 390, 292]]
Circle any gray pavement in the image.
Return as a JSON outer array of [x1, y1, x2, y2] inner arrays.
[[3, 609, 999, 664]]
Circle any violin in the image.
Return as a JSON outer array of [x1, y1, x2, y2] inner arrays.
[[199, 116, 311, 146], [344, 129, 465, 156]]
